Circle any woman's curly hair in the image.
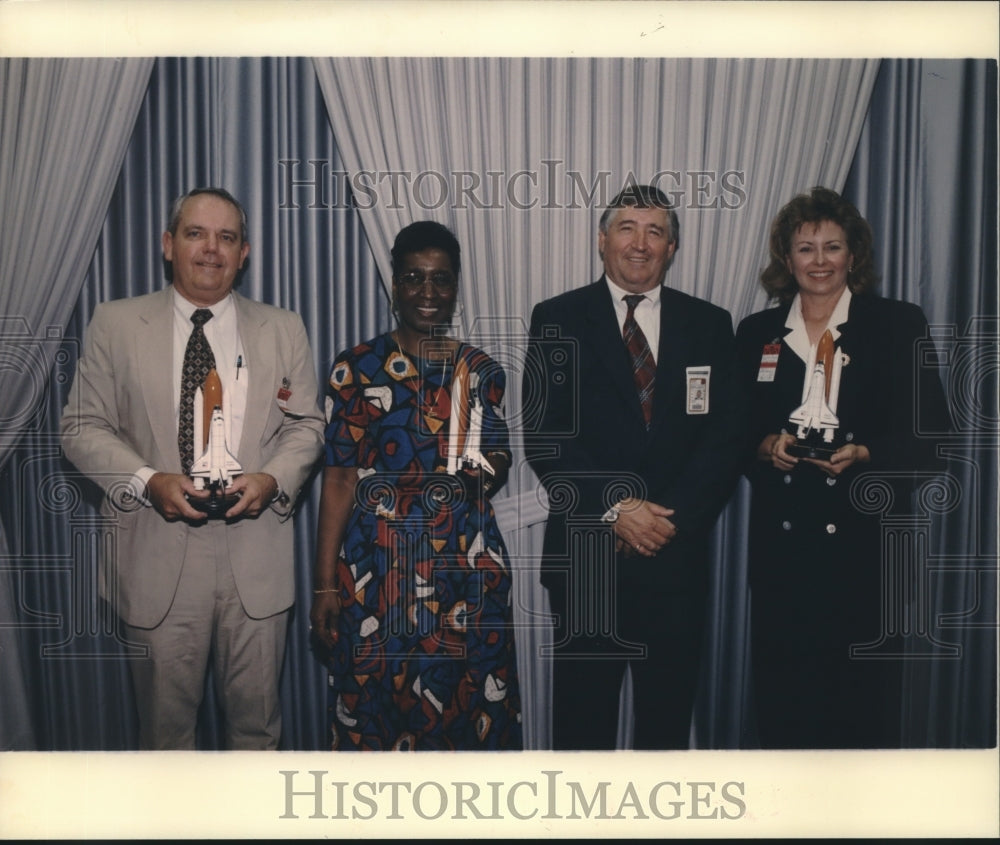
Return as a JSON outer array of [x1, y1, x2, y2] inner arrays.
[[760, 186, 879, 304]]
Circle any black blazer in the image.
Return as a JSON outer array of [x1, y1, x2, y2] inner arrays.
[[734, 293, 951, 593], [524, 278, 744, 593]]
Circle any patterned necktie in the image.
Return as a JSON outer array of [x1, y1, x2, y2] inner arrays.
[[623, 294, 655, 428], [178, 308, 216, 474]]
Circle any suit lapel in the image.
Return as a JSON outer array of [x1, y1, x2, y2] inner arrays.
[[137, 287, 181, 470], [766, 305, 803, 411], [233, 293, 273, 463], [833, 293, 870, 351], [651, 290, 686, 430], [830, 294, 872, 418]]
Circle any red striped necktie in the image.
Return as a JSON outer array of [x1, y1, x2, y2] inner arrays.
[[623, 294, 655, 428]]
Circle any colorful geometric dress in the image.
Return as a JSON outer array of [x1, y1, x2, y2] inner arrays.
[[323, 333, 522, 750]]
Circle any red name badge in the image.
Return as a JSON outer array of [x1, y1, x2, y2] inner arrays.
[[277, 382, 292, 410], [757, 343, 780, 382]]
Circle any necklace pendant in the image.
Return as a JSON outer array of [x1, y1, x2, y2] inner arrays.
[[423, 389, 447, 420], [423, 412, 445, 434]]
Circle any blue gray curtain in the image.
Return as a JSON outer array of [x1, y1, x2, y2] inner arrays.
[[2, 57, 390, 750], [1, 57, 994, 750], [841, 58, 998, 748]]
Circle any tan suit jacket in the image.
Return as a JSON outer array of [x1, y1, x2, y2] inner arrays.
[[61, 286, 324, 628]]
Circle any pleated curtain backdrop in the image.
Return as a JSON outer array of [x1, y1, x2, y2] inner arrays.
[[0, 57, 154, 750], [311, 56, 881, 748], [2, 57, 390, 750], [0, 56, 994, 751], [842, 59, 998, 748]]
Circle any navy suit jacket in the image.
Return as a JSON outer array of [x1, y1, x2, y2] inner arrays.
[[734, 293, 951, 594], [524, 278, 744, 595]]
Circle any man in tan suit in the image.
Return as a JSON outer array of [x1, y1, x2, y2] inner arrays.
[[60, 187, 324, 749]]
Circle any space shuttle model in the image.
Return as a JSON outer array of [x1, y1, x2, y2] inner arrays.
[[787, 329, 846, 458], [446, 363, 495, 477], [189, 368, 243, 492]]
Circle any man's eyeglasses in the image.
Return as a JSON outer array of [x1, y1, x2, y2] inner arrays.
[[397, 271, 457, 294]]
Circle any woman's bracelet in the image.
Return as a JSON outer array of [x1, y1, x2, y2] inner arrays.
[[313, 587, 339, 595]]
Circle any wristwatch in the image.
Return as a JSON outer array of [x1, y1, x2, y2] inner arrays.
[[601, 502, 622, 524]]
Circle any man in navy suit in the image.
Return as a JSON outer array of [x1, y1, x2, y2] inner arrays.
[[524, 184, 743, 749]]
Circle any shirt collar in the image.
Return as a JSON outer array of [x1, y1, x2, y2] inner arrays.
[[784, 287, 852, 363], [605, 275, 662, 307], [173, 288, 234, 321]]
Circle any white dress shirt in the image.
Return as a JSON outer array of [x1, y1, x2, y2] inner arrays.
[[605, 276, 662, 363], [784, 287, 852, 408], [783, 287, 853, 366], [132, 290, 248, 496], [171, 290, 248, 451]]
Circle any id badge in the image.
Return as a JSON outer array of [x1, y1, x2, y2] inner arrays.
[[757, 343, 780, 382], [686, 365, 710, 414]]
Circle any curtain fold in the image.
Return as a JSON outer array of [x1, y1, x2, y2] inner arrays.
[[0, 57, 153, 751], [3, 57, 389, 750], [312, 57, 881, 748], [0, 59, 154, 421], [3, 56, 990, 752], [843, 59, 998, 748]]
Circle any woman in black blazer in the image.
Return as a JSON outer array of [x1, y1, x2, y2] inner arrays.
[[735, 187, 950, 748]]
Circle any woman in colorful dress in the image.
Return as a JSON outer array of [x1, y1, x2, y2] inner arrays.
[[735, 187, 950, 748], [310, 221, 522, 750]]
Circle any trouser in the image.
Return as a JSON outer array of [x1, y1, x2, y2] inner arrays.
[[125, 522, 289, 750], [548, 584, 706, 750]]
